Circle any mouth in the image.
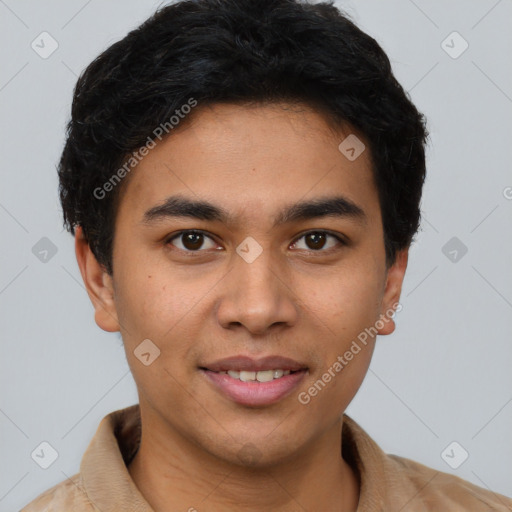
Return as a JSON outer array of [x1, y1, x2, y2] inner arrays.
[[207, 368, 300, 382], [199, 355, 308, 407]]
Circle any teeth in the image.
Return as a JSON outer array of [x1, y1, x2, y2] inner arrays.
[[222, 369, 294, 382], [256, 370, 274, 382], [239, 371, 256, 382]]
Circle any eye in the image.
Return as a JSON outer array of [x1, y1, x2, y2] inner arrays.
[[291, 231, 346, 252], [165, 229, 346, 254], [166, 230, 219, 252]]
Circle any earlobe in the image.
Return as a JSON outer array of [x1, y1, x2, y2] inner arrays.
[[377, 248, 408, 336], [74, 226, 120, 333]]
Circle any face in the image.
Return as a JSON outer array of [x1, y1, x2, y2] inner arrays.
[[77, 102, 407, 467]]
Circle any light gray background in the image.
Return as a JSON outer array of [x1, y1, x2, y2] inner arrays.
[[1, 0, 511, 509]]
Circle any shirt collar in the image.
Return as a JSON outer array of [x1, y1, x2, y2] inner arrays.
[[80, 404, 151, 512], [80, 404, 389, 511]]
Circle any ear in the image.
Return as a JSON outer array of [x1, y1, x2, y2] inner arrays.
[[75, 226, 120, 332], [377, 248, 408, 336]]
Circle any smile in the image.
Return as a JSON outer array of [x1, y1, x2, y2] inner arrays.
[[200, 368, 308, 407], [217, 369, 293, 382]]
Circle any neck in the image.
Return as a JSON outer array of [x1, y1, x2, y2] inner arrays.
[[128, 409, 360, 512]]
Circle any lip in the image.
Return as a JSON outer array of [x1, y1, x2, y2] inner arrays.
[[201, 355, 307, 373], [199, 355, 309, 407], [201, 368, 307, 407]]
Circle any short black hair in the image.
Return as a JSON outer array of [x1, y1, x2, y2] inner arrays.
[[58, 0, 429, 275]]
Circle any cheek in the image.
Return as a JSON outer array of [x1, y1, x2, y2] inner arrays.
[[304, 268, 382, 336], [298, 280, 379, 418], [114, 263, 214, 366], [114, 273, 197, 397], [114, 271, 179, 344]]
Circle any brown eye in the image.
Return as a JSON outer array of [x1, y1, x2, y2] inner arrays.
[[167, 230, 217, 252], [292, 231, 345, 252], [305, 232, 327, 250]]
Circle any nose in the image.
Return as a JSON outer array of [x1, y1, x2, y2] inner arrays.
[[215, 244, 299, 336]]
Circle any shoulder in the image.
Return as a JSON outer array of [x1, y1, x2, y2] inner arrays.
[[20, 473, 96, 512], [387, 453, 512, 511]]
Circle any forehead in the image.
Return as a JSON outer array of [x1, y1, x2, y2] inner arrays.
[[115, 102, 379, 226]]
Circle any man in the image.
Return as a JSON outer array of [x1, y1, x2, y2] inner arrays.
[[21, 0, 512, 510]]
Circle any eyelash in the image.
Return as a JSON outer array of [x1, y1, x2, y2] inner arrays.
[[164, 229, 347, 255]]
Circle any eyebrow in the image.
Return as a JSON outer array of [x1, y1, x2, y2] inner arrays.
[[142, 194, 367, 228]]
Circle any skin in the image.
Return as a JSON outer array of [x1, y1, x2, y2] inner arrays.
[[75, 102, 408, 512]]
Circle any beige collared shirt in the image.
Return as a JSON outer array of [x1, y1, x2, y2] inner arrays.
[[21, 404, 512, 511]]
